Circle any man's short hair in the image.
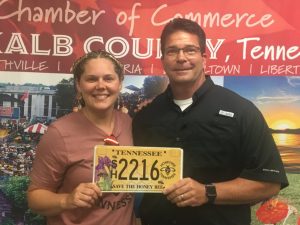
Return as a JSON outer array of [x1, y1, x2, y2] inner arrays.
[[160, 18, 206, 56]]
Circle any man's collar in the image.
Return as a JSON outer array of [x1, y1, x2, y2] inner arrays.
[[165, 75, 215, 101]]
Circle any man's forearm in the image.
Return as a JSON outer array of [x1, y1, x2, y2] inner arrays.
[[214, 178, 281, 205]]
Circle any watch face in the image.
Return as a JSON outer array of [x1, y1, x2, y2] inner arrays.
[[205, 184, 216, 203], [206, 185, 216, 196]]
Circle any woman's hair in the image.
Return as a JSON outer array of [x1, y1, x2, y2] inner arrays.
[[71, 50, 124, 82], [160, 18, 206, 56]]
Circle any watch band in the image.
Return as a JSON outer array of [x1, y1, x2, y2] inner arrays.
[[205, 183, 217, 204]]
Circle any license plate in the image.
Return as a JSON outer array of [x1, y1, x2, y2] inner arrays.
[[93, 145, 183, 193]]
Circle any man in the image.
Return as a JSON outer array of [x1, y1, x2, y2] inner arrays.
[[132, 18, 288, 225]]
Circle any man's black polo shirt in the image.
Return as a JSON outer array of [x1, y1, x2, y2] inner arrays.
[[132, 76, 288, 225]]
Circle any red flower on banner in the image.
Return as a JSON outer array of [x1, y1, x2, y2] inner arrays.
[[256, 199, 289, 224]]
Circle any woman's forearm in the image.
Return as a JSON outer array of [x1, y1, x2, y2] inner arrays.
[[27, 189, 69, 216]]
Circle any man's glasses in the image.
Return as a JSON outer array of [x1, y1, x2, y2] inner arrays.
[[164, 46, 202, 58]]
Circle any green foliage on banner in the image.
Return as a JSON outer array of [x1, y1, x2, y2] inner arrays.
[[0, 176, 46, 225], [55, 78, 75, 118], [24, 209, 46, 225], [0, 176, 29, 210], [1, 218, 14, 225]]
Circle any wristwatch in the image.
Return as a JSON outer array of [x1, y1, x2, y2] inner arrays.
[[205, 183, 217, 204]]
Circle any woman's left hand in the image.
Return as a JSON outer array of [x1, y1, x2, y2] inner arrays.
[[64, 183, 102, 209]]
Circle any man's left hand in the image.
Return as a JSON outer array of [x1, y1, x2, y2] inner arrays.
[[163, 177, 208, 207]]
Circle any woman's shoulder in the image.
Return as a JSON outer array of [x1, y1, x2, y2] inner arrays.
[[48, 112, 87, 134], [51, 112, 80, 126], [115, 110, 132, 121]]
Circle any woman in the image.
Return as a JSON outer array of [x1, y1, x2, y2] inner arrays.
[[27, 50, 136, 225]]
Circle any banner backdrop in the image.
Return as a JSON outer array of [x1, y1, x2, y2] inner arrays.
[[1, 1, 300, 225], [0, 0, 299, 76]]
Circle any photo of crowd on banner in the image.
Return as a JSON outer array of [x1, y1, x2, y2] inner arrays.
[[0, 75, 168, 178], [0, 121, 45, 176]]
